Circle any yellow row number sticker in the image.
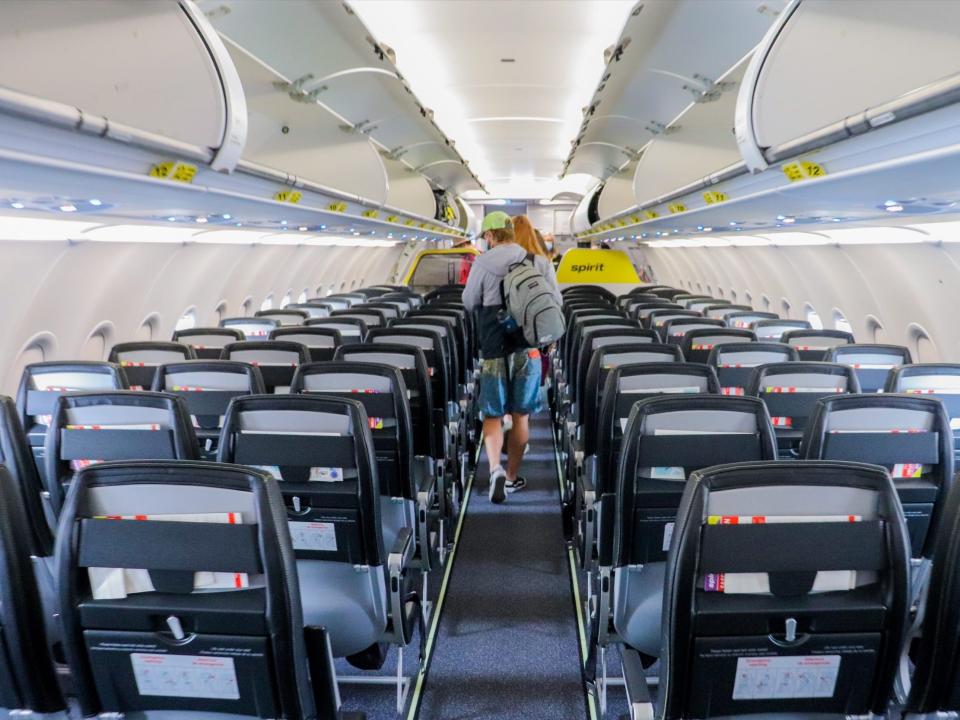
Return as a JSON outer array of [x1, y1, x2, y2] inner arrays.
[[783, 160, 826, 182], [149, 161, 197, 184]]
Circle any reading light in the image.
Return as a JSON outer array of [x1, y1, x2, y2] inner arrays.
[[195, 217, 208, 224], [89, 199, 103, 207], [59, 204, 77, 213], [10, 202, 24, 209], [280, 220, 288, 226], [299, 226, 308, 231], [885, 204, 904, 213], [222, 213, 232, 220]]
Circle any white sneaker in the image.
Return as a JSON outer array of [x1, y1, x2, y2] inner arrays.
[[488, 466, 507, 504]]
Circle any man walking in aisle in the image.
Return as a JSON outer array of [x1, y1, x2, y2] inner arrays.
[[463, 212, 562, 503]]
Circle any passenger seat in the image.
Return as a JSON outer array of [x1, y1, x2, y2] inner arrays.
[[636, 461, 910, 720], [44, 391, 198, 518], [826, 343, 913, 393], [108, 341, 195, 390], [55, 460, 325, 719], [221, 340, 310, 394], [173, 327, 245, 359]]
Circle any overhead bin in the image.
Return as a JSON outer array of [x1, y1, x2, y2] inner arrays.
[[0, 0, 246, 171], [737, 0, 960, 169], [226, 39, 388, 206], [563, 0, 782, 181], [197, 0, 482, 196], [597, 162, 639, 222], [579, 0, 960, 242], [0, 0, 466, 241]]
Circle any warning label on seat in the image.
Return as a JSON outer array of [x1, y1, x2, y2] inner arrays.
[[289, 521, 337, 551], [733, 655, 839, 700], [131, 653, 239, 700]]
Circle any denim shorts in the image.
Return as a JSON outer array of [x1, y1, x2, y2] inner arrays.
[[478, 348, 542, 418]]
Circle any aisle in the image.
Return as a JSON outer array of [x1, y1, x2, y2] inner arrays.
[[415, 412, 587, 719]]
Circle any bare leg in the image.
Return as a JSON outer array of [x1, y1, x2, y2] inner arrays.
[[506, 413, 529, 480], [483, 416, 505, 473]]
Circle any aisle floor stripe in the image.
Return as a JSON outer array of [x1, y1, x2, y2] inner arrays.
[[550, 420, 600, 720], [404, 440, 481, 720]]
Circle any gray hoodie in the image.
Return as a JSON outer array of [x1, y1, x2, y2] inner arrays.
[[462, 243, 562, 357], [462, 243, 561, 311]]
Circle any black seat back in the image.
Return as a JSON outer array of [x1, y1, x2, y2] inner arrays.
[[335, 343, 436, 458], [724, 310, 779, 329], [220, 316, 280, 340], [331, 308, 388, 329], [645, 309, 701, 332], [270, 326, 343, 362], [368, 327, 452, 409], [0, 463, 62, 713], [658, 460, 910, 720], [292, 362, 414, 500], [256, 309, 310, 326], [108, 341, 195, 390], [56, 460, 316, 719], [173, 327, 245, 359], [661, 317, 725, 344], [592, 363, 721, 485], [751, 318, 811, 341], [703, 303, 752, 320], [152, 361, 265, 449], [305, 317, 368, 344], [580, 343, 684, 428], [284, 302, 334, 319], [825, 343, 912, 393], [0, 396, 54, 556], [803, 393, 954, 558], [885, 363, 960, 459], [573, 328, 657, 409], [681, 328, 756, 364], [221, 341, 310, 394], [748, 362, 860, 452], [904, 480, 960, 717], [707, 342, 799, 395], [45, 391, 199, 519], [782, 329, 855, 360], [16, 361, 128, 481]]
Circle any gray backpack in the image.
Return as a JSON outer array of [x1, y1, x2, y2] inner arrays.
[[501, 254, 566, 347]]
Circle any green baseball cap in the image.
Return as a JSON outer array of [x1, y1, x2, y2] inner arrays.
[[481, 211, 512, 232]]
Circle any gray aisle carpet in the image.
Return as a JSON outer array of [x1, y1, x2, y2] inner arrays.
[[415, 412, 587, 719]]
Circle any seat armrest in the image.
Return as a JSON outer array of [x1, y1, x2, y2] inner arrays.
[[622, 647, 655, 720], [597, 492, 617, 568], [389, 527, 415, 575], [582, 455, 597, 494], [413, 457, 437, 505]]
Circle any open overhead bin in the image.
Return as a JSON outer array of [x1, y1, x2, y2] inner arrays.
[[0, 0, 466, 241], [562, 0, 783, 181], [197, 0, 482, 197], [580, 0, 960, 243]]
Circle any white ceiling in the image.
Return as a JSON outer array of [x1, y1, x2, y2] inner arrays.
[[348, 0, 636, 200]]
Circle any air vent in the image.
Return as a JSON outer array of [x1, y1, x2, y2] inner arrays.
[[500, 58, 515, 63]]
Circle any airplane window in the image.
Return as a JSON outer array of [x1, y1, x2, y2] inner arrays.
[[833, 309, 853, 333], [214, 301, 228, 324], [260, 294, 274, 311], [240, 297, 253, 317], [744, 290, 753, 304], [781, 298, 792, 317], [280, 291, 292, 308], [10, 340, 46, 389], [760, 294, 770, 310], [174, 310, 196, 332], [80, 324, 112, 361], [909, 323, 938, 362], [135, 315, 157, 342], [804, 303, 824, 330], [730, 289, 737, 302], [298, 289, 308, 304], [717, 287, 725, 298], [866, 314, 886, 343]]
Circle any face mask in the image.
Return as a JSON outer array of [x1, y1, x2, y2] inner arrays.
[[545, 241, 554, 251]]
